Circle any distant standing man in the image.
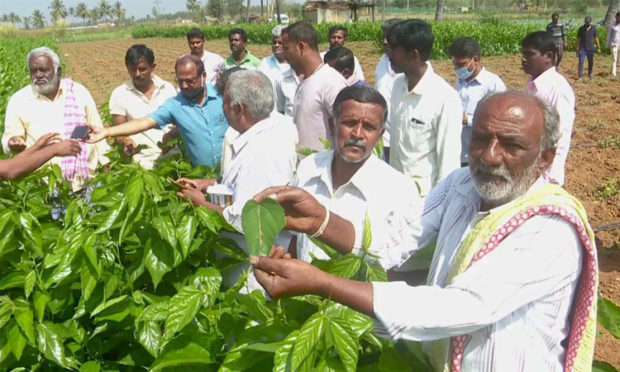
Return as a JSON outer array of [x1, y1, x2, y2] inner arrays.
[[282, 21, 347, 151], [222, 28, 261, 70], [607, 11, 620, 76], [110, 44, 178, 169], [449, 37, 506, 166], [185, 28, 224, 84], [522, 31, 575, 186], [259, 25, 290, 86], [576, 16, 601, 79], [87, 56, 228, 168], [323, 47, 367, 87], [375, 18, 404, 162], [387, 19, 462, 196], [320, 26, 365, 82], [546, 13, 566, 68]]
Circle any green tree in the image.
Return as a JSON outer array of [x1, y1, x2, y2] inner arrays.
[[99, 0, 113, 22], [226, 0, 244, 19], [207, 0, 223, 20], [8, 12, 21, 25], [186, 0, 202, 13], [49, 0, 68, 24], [604, 0, 620, 26], [90, 7, 100, 24], [76, 2, 89, 24], [113, 1, 125, 23], [23, 16, 31, 29], [31, 9, 45, 28]]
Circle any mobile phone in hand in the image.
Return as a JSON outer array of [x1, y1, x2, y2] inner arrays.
[[70, 126, 89, 139]]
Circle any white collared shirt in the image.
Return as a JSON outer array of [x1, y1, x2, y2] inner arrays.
[[2, 80, 110, 191], [109, 75, 178, 169], [375, 53, 404, 147], [293, 64, 347, 151], [259, 54, 290, 85], [320, 50, 365, 81], [371, 168, 583, 372], [389, 63, 463, 196], [455, 67, 506, 163], [292, 151, 422, 267], [184, 50, 224, 84], [527, 67, 575, 186], [274, 68, 299, 118]]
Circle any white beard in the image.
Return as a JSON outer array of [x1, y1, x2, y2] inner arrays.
[[32, 73, 59, 95]]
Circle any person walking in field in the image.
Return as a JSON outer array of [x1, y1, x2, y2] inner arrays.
[[109, 44, 179, 169], [320, 25, 365, 82], [184, 28, 224, 84], [546, 13, 567, 68], [522, 31, 575, 187], [2, 47, 110, 192], [576, 16, 601, 79], [607, 11, 620, 76], [449, 37, 506, 166], [222, 28, 261, 70]]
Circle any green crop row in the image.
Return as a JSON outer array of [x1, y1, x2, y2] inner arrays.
[[0, 37, 58, 134]]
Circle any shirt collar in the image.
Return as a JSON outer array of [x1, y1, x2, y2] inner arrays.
[[410, 61, 436, 95], [126, 75, 167, 92], [178, 83, 218, 105], [31, 78, 66, 101], [230, 115, 273, 154], [227, 50, 255, 65], [528, 66, 557, 90], [462, 66, 491, 86], [312, 150, 383, 199]]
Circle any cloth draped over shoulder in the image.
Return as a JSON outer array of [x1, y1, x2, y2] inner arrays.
[[60, 77, 89, 181], [427, 183, 598, 372]]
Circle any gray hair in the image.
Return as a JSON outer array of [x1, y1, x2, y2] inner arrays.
[[272, 25, 285, 37], [226, 70, 274, 121], [475, 91, 561, 153], [27, 47, 61, 70]]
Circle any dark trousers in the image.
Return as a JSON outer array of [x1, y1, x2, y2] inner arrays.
[[555, 42, 564, 67], [578, 49, 594, 77]]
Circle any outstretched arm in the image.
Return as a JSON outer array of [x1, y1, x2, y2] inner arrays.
[[86, 117, 157, 143]]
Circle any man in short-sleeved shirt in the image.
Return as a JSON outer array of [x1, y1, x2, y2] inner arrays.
[[259, 25, 291, 86], [87, 55, 228, 168], [283, 22, 347, 151], [184, 28, 224, 84], [320, 25, 365, 82], [576, 16, 601, 78], [222, 28, 261, 70]]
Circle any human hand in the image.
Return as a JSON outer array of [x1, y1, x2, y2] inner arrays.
[[85, 125, 108, 143], [174, 177, 216, 192], [254, 186, 327, 235], [176, 182, 206, 205], [123, 137, 138, 157], [8, 136, 27, 153], [32, 132, 61, 151], [251, 248, 326, 298], [52, 139, 82, 157]]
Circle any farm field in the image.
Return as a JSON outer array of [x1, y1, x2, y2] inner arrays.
[[59, 36, 620, 367]]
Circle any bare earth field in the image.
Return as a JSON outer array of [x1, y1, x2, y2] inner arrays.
[[60, 38, 620, 367]]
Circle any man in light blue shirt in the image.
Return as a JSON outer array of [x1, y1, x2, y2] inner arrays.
[[449, 37, 506, 166], [87, 55, 228, 167]]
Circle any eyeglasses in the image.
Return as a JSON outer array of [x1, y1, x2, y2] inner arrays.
[[176, 76, 200, 86]]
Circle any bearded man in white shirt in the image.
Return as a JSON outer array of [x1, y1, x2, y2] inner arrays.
[[449, 37, 506, 166], [386, 19, 463, 196], [2, 47, 110, 192], [251, 91, 598, 372], [522, 31, 575, 186], [109, 44, 178, 169], [290, 85, 422, 267]]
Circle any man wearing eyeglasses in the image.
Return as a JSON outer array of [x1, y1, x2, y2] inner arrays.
[[86, 55, 228, 167]]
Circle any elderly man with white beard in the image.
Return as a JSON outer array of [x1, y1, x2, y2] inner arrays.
[[250, 91, 599, 372], [2, 47, 110, 191]]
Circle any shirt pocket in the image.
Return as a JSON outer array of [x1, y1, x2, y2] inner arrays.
[[400, 111, 433, 153]]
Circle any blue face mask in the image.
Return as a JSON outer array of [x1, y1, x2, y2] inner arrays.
[[455, 59, 475, 80]]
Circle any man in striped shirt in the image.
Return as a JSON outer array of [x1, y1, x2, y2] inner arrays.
[[546, 13, 566, 68], [251, 91, 597, 371]]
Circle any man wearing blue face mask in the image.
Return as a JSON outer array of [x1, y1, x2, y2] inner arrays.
[[449, 37, 506, 166]]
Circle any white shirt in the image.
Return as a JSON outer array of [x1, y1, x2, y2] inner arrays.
[[274, 69, 299, 118], [607, 22, 620, 47], [259, 54, 290, 85], [184, 50, 224, 84], [2, 80, 110, 191], [389, 63, 463, 196], [293, 64, 347, 151], [292, 151, 422, 267], [375, 53, 403, 147], [527, 67, 575, 186], [320, 50, 365, 81], [454, 67, 506, 163], [109, 75, 178, 169], [372, 168, 583, 372]]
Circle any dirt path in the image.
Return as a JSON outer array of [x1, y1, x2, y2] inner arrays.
[[60, 37, 620, 367]]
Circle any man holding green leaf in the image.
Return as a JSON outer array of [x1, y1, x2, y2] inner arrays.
[[289, 85, 422, 268]]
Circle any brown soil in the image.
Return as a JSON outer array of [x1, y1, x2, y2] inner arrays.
[[60, 38, 620, 367]]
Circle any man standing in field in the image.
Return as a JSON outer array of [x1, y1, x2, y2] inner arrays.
[[185, 28, 224, 84], [251, 92, 598, 372], [576, 16, 601, 79], [606, 11, 620, 76], [283, 21, 347, 151], [449, 37, 506, 166], [386, 19, 462, 196], [109, 44, 178, 169], [289, 85, 421, 267], [222, 28, 261, 70], [522, 31, 575, 186], [320, 26, 365, 82], [323, 47, 367, 87], [2, 47, 110, 192], [546, 13, 566, 68], [87, 55, 228, 168], [259, 25, 290, 86]]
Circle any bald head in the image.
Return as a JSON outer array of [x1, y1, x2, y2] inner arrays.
[[175, 55, 205, 76]]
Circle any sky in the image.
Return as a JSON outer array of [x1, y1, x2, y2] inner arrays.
[[0, 0, 190, 19]]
